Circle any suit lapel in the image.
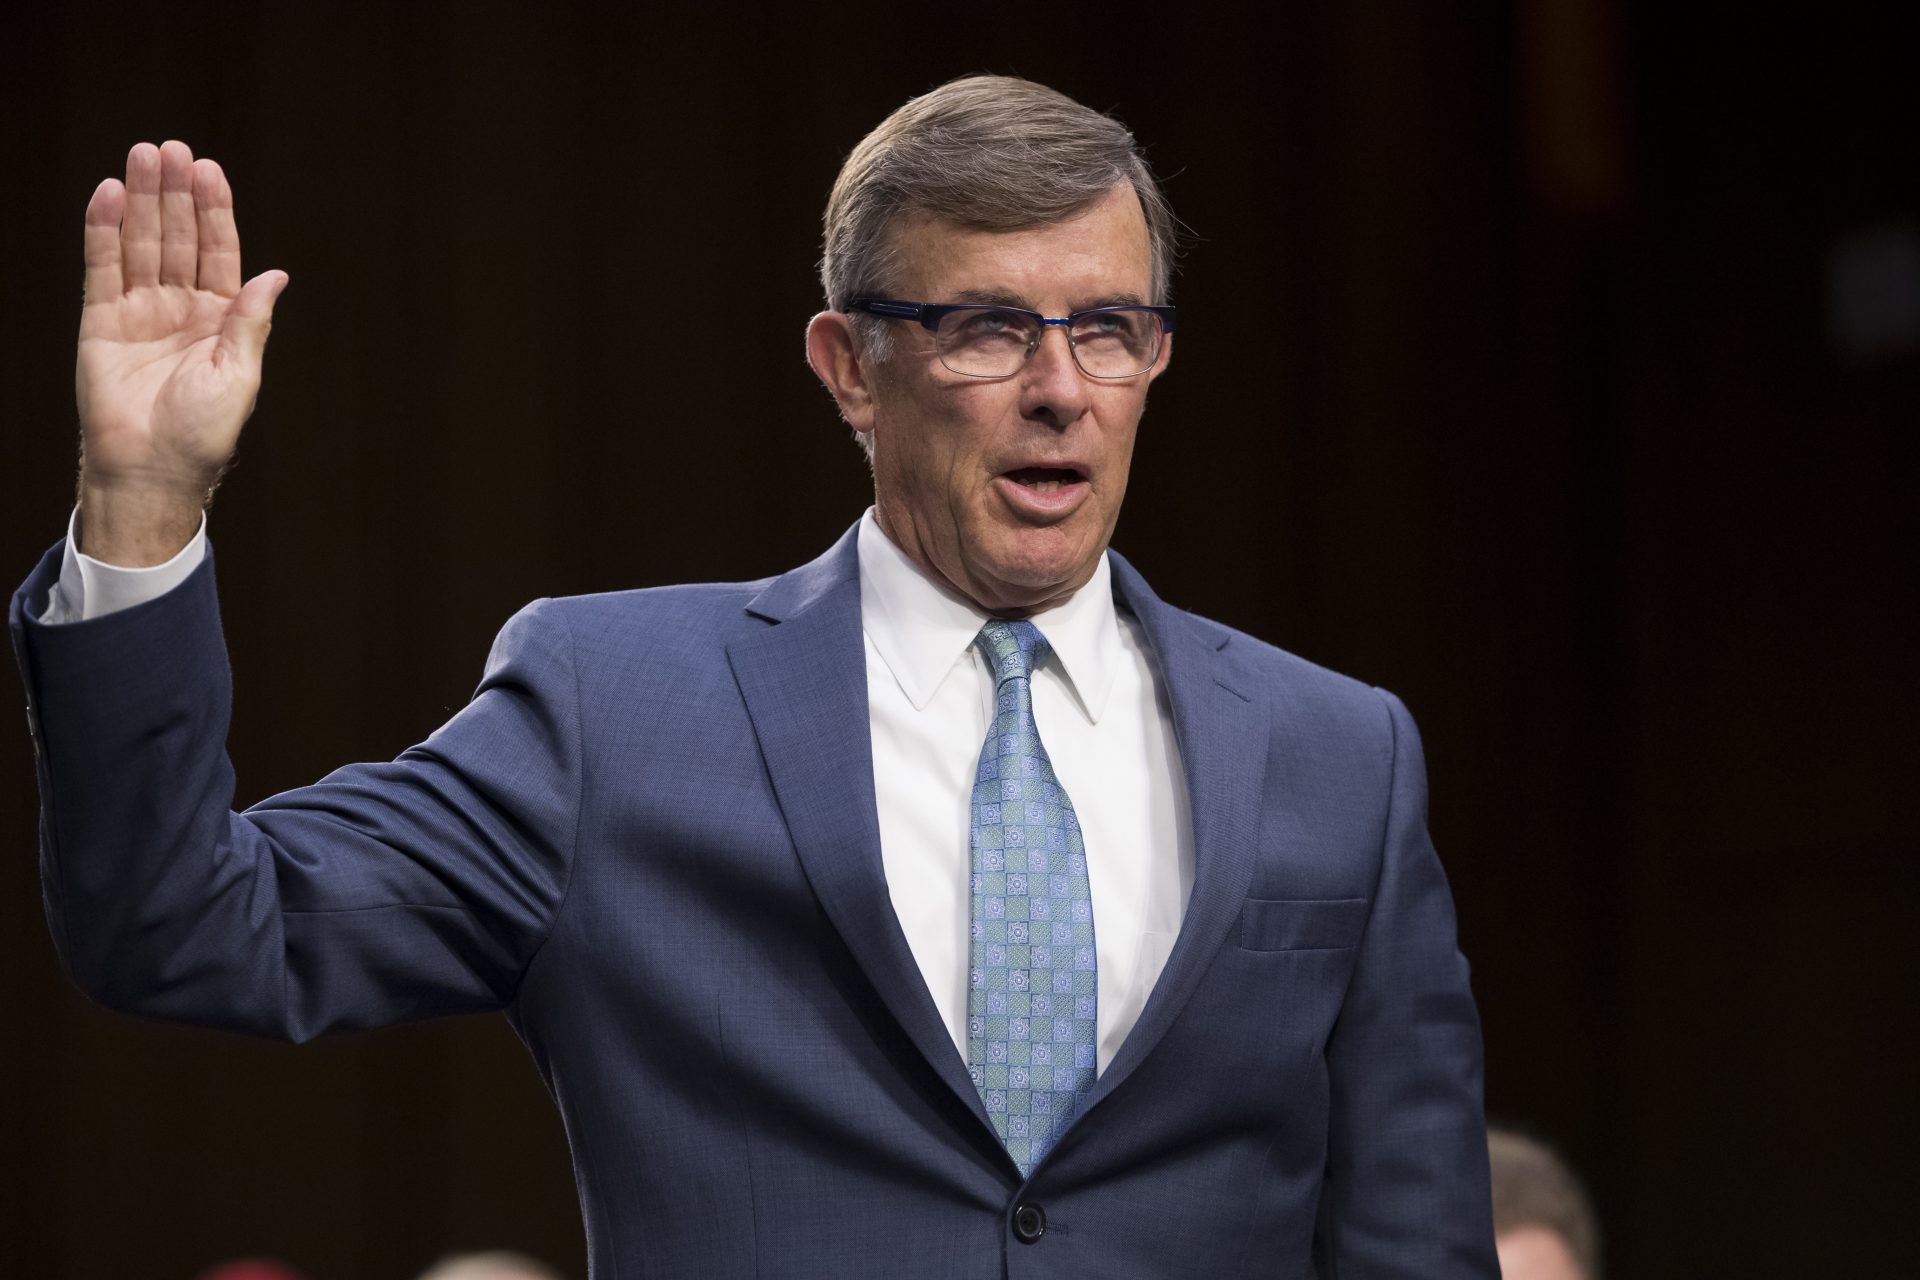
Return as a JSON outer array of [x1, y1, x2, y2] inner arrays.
[[724, 532, 1270, 1156], [1080, 552, 1270, 1112], [725, 528, 993, 1135]]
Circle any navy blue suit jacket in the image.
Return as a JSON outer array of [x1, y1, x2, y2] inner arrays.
[[10, 523, 1496, 1278]]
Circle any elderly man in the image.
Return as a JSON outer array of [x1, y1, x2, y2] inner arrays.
[[11, 77, 1495, 1276]]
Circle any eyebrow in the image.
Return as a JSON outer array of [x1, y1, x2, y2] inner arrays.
[[945, 287, 1150, 312], [948, 288, 1032, 308]]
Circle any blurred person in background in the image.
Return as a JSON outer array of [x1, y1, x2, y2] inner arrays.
[[1489, 1125, 1603, 1280], [416, 1250, 568, 1280], [194, 1261, 307, 1280]]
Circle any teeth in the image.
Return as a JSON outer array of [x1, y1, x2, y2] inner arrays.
[[1030, 479, 1061, 492]]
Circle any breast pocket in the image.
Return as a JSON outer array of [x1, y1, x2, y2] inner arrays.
[[1238, 897, 1369, 952]]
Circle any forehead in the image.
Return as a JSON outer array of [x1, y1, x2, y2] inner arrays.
[[885, 185, 1153, 306]]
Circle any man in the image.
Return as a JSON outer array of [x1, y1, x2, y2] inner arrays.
[[1489, 1127, 1603, 1280], [11, 77, 1495, 1276], [417, 1252, 570, 1280]]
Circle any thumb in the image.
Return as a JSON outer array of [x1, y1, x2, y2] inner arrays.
[[220, 269, 290, 370]]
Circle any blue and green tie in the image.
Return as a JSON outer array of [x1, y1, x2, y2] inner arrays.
[[967, 619, 1097, 1176]]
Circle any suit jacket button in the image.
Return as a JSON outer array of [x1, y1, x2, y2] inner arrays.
[[1012, 1202, 1046, 1244]]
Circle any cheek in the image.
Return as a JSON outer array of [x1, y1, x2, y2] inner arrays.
[[919, 398, 1009, 489], [872, 400, 980, 515], [1094, 401, 1147, 480]]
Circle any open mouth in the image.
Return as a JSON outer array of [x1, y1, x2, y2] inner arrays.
[[1003, 466, 1086, 493]]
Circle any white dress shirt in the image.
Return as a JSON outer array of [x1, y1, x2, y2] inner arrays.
[[43, 507, 1196, 1074], [856, 511, 1193, 1074], [42, 507, 209, 624]]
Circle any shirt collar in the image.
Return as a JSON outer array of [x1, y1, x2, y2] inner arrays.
[[856, 508, 1121, 723]]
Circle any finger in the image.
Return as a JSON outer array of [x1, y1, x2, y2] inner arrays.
[[219, 269, 290, 371], [122, 143, 162, 287], [158, 140, 197, 287], [193, 158, 241, 296], [83, 178, 127, 304]]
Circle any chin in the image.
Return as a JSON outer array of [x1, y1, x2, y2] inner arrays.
[[975, 545, 1092, 606]]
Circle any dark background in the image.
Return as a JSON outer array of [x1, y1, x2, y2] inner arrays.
[[2, 3, 1913, 1276]]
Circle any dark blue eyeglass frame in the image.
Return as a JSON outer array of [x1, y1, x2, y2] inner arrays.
[[845, 297, 1177, 379], [847, 297, 1177, 335]]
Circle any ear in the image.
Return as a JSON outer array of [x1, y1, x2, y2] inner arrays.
[[806, 310, 879, 437]]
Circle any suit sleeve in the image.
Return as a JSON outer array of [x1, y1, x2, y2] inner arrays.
[[9, 539, 580, 1042], [1312, 689, 1498, 1278]]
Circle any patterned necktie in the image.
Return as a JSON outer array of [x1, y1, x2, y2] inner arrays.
[[967, 619, 1097, 1176]]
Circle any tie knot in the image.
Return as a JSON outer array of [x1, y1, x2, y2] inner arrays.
[[976, 619, 1052, 686]]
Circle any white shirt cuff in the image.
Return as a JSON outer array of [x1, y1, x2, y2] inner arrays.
[[40, 507, 209, 625]]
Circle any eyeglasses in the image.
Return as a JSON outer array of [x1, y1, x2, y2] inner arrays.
[[846, 298, 1176, 379]]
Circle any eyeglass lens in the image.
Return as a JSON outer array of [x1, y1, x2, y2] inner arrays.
[[933, 308, 1162, 378]]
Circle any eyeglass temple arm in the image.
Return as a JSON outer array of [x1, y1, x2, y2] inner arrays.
[[846, 299, 931, 326]]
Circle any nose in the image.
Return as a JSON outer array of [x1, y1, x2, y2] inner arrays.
[[1017, 325, 1092, 430]]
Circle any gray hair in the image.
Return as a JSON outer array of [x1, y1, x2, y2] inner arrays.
[[818, 75, 1179, 457], [1488, 1127, 1603, 1280]]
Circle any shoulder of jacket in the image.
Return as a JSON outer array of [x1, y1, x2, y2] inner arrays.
[[1169, 605, 1404, 743]]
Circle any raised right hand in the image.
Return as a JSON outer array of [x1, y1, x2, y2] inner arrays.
[[75, 140, 288, 565]]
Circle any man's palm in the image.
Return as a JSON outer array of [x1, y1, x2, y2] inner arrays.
[[77, 141, 286, 504]]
